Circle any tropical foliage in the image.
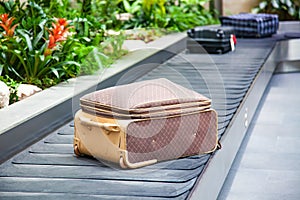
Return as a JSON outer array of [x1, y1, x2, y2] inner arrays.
[[0, 0, 127, 88], [0, 0, 217, 103], [253, 0, 300, 20], [119, 0, 217, 31], [0, 2, 79, 88]]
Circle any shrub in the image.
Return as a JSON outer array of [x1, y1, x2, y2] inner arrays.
[[0, 75, 20, 104], [0, 0, 125, 88], [119, 0, 218, 31], [253, 0, 300, 20], [0, 4, 80, 88], [1, 0, 217, 91]]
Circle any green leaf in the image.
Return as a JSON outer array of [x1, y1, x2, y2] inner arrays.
[[131, 1, 142, 13], [17, 29, 33, 52], [39, 54, 45, 62], [51, 67, 60, 78], [272, 0, 280, 8], [259, 1, 268, 9], [123, 0, 131, 13], [33, 51, 41, 76], [0, 64, 3, 75], [33, 19, 47, 48], [83, 21, 89, 37], [37, 60, 80, 78], [39, 42, 47, 53], [82, 37, 91, 42], [14, 50, 21, 54], [4, 50, 26, 80], [286, 0, 292, 7], [289, 7, 295, 16]]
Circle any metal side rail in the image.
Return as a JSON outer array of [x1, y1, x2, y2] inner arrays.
[[0, 24, 298, 199]]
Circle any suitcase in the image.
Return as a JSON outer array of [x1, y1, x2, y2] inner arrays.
[[74, 78, 219, 169], [187, 26, 237, 54], [220, 13, 279, 38]]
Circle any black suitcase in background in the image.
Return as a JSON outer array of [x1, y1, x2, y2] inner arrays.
[[187, 26, 236, 54]]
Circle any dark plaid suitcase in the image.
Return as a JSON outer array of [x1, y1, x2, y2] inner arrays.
[[187, 26, 237, 54], [74, 78, 219, 169], [220, 13, 279, 38]]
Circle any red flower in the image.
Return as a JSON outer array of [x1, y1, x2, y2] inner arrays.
[[57, 18, 69, 27], [47, 34, 56, 49], [0, 13, 18, 37], [45, 18, 73, 56]]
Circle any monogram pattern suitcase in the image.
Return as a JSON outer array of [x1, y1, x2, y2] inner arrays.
[[220, 13, 279, 38], [74, 78, 219, 169]]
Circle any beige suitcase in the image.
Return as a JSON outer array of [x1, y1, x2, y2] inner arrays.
[[74, 78, 219, 169]]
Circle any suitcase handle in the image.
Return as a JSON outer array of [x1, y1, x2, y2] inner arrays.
[[120, 150, 158, 169], [78, 116, 120, 133]]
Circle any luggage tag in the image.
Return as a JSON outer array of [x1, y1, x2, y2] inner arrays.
[[230, 34, 237, 51]]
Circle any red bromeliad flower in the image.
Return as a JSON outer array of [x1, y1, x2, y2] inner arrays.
[[0, 13, 18, 37], [45, 18, 73, 56], [57, 18, 69, 27]]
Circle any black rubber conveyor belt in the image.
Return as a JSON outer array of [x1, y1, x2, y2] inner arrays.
[[0, 37, 278, 199]]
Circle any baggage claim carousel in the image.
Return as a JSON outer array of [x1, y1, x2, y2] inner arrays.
[[0, 22, 299, 199]]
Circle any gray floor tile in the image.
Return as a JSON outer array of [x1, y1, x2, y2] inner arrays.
[[239, 152, 300, 170], [254, 111, 284, 125], [225, 168, 300, 195], [218, 73, 300, 200], [222, 192, 300, 200]]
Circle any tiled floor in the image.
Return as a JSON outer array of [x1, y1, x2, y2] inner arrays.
[[218, 72, 300, 200]]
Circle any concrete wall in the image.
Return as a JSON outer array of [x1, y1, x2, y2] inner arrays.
[[222, 0, 260, 15]]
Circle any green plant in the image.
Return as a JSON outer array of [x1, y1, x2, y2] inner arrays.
[[92, 0, 122, 30], [79, 47, 109, 75], [0, 75, 20, 104], [119, 0, 217, 31], [0, 0, 25, 17], [101, 33, 127, 59], [14, 19, 79, 87], [164, 0, 218, 31], [0, 3, 80, 88], [141, 0, 167, 27], [120, 0, 167, 29], [0, 0, 132, 92], [0, 13, 18, 37], [0, 13, 21, 79], [79, 33, 128, 75], [253, 0, 300, 20]]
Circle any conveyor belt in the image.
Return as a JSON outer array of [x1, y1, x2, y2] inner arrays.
[[0, 37, 280, 199]]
